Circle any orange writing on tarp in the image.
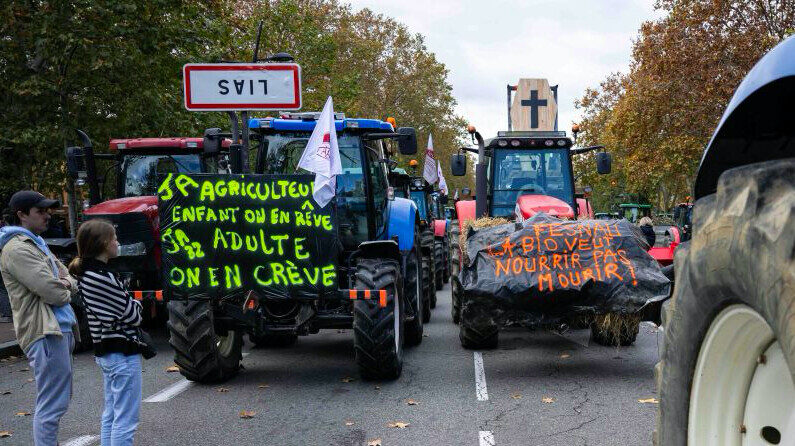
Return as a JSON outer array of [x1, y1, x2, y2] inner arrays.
[[487, 221, 639, 292]]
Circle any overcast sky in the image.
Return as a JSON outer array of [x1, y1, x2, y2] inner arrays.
[[345, 0, 664, 139]]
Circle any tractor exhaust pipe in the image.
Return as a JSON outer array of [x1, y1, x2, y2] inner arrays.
[[76, 130, 101, 206], [468, 126, 488, 218]]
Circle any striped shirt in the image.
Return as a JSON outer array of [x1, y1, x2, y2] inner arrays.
[[77, 259, 142, 355]]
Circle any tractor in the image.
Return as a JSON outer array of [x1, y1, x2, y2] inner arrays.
[[429, 192, 452, 287], [164, 112, 426, 382], [406, 175, 439, 315], [448, 127, 612, 328], [60, 132, 230, 351], [655, 36, 795, 445]]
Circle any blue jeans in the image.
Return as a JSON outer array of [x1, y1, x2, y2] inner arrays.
[[26, 333, 74, 446], [94, 353, 141, 446]]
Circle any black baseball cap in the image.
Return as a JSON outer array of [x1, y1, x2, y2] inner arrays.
[[9, 191, 60, 212]]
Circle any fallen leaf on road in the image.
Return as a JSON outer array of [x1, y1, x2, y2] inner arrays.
[[239, 410, 256, 419], [344, 420, 354, 426], [0, 431, 11, 438], [422, 334, 429, 337], [511, 393, 522, 400], [340, 377, 355, 383], [18, 368, 29, 372], [25, 379, 33, 383], [216, 387, 229, 393], [367, 438, 381, 446], [257, 384, 270, 389], [406, 399, 419, 405], [541, 397, 556, 404], [165, 365, 179, 373], [387, 421, 409, 429], [374, 385, 381, 390], [1, 391, 10, 395], [559, 353, 571, 359], [14, 412, 30, 417], [638, 398, 659, 404]]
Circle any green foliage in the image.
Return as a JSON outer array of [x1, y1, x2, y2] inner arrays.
[[0, 0, 470, 200]]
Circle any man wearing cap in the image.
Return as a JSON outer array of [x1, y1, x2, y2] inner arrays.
[[0, 190, 78, 446]]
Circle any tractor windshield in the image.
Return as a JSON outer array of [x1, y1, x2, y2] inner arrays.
[[256, 132, 372, 248], [120, 154, 204, 197], [490, 148, 573, 217], [410, 191, 427, 221]]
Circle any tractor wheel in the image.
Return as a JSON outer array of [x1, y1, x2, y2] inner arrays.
[[71, 299, 94, 353], [443, 239, 451, 284], [451, 243, 462, 324], [167, 300, 243, 383], [421, 255, 432, 323], [353, 258, 404, 380], [459, 293, 498, 349], [249, 333, 297, 348], [433, 239, 444, 292], [590, 316, 639, 347], [655, 160, 795, 446], [404, 232, 424, 347]]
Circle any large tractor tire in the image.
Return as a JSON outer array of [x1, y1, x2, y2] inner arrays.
[[590, 316, 639, 347], [433, 239, 444, 293], [404, 231, 425, 347], [443, 237, 451, 284], [421, 256, 432, 323], [167, 300, 243, 383], [459, 293, 499, 349], [353, 258, 405, 380], [249, 333, 298, 348], [655, 160, 795, 446], [451, 243, 463, 324]]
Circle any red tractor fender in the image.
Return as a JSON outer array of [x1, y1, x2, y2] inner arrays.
[[432, 219, 447, 237], [455, 199, 476, 233], [647, 226, 680, 266], [516, 194, 575, 220]]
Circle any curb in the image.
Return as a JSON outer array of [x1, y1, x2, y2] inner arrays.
[[0, 340, 22, 359]]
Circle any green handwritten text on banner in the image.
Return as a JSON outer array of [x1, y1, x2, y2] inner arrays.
[[158, 174, 339, 299]]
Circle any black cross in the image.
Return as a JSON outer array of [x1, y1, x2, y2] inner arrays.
[[521, 90, 547, 129]]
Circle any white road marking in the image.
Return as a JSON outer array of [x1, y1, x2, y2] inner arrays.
[[62, 435, 99, 446], [144, 379, 194, 403], [474, 352, 489, 401], [479, 430, 495, 446]]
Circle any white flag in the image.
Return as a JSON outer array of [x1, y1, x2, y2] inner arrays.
[[297, 96, 342, 208], [423, 134, 438, 184], [437, 160, 448, 195]]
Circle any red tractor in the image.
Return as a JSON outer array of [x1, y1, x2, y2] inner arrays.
[[61, 131, 229, 348], [448, 126, 612, 324]]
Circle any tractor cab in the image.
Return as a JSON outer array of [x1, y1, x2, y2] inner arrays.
[[450, 129, 611, 223], [618, 203, 652, 224], [407, 177, 434, 228], [388, 168, 412, 199], [248, 112, 417, 251]]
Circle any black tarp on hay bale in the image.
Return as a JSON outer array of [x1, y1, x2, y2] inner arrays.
[[460, 213, 670, 326]]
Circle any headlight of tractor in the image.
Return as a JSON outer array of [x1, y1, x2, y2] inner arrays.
[[118, 242, 146, 257]]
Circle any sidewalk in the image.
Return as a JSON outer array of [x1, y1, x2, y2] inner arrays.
[[0, 320, 21, 359]]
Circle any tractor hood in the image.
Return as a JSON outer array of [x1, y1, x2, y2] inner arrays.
[[515, 195, 575, 220], [84, 196, 158, 218]]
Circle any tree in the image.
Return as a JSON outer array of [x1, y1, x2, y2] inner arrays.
[[575, 0, 794, 212]]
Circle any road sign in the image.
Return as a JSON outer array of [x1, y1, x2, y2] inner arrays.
[[183, 63, 302, 111]]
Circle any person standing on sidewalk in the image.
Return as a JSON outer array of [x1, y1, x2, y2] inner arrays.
[[68, 219, 142, 446], [0, 191, 78, 446]]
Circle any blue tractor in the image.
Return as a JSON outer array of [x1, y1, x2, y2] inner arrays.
[[166, 112, 426, 382]]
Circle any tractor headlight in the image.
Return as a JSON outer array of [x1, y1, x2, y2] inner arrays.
[[118, 242, 146, 257]]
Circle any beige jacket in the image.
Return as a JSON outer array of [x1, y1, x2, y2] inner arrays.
[[0, 234, 78, 352]]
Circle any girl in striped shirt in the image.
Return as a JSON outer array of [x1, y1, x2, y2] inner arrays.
[[69, 219, 141, 446]]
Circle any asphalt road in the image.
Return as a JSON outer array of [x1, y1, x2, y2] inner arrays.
[[0, 284, 662, 446]]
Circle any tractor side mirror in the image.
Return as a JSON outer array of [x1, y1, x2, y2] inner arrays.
[[450, 153, 467, 176], [397, 127, 417, 155], [596, 152, 612, 174], [65, 146, 86, 180], [203, 128, 223, 155]]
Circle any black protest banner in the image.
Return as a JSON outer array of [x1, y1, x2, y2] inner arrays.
[[158, 173, 339, 300], [461, 213, 670, 315]]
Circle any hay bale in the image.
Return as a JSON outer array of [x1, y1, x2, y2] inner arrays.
[[459, 217, 511, 262], [593, 313, 641, 346]]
